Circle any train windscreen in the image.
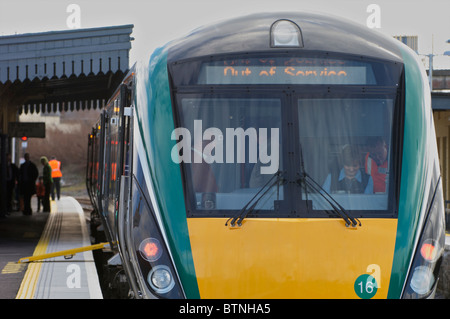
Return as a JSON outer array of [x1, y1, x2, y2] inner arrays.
[[171, 54, 403, 218]]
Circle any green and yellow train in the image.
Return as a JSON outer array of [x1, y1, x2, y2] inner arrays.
[[87, 12, 445, 299]]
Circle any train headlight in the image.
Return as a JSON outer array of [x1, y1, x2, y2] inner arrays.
[[270, 19, 303, 48], [148, 265, 175, 294], [409, 266, 435, 295], [124, 177, 185, 299], [139, 238, 163, 262], [402, 180, 445, 299], [420, 239, 439, 262]]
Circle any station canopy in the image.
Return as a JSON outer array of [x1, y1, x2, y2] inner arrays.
[[0, 24, 133, 114]]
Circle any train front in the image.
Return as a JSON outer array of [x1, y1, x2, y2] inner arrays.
[[123, 13, 445, 299]]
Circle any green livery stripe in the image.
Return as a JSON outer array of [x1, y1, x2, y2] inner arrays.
[[136, 47, 200, 298], [387, 46, 428, 298]]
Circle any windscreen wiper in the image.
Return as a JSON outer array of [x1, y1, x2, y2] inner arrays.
[[297, 172, 361, 227], [225, 171, 285, 227]]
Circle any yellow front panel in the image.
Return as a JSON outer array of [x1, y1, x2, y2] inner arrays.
[[187, 218, 397, 298]]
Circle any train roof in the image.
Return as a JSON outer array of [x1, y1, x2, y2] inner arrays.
[[167, 12, 403, 64]]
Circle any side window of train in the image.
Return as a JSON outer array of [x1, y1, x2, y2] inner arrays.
[[103, 113, 111, 198], [109, 100, 121, 199]]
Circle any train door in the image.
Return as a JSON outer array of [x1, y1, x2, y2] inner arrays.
[[115, 82, 139, 293], [114, 84, 133, 231], [86, 129, 95, 206], [97, 111, 107, 215]]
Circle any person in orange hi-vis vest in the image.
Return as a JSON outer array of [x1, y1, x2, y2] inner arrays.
[[48, 156, 62, 200], [364, 137, 388, 194]]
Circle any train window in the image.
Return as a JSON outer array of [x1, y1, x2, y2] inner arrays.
[[174, 97, 283, 214], [297, 96, 395, 212]]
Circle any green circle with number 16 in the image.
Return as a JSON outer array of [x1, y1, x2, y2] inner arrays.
[[354, 274, 378, 299]]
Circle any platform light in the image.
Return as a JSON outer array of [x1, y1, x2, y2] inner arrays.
[[270, 19, 303, 48]]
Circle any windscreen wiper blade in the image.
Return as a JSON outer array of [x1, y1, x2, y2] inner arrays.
[[225, 171, 285, 227], [298, 172, 361, 227]]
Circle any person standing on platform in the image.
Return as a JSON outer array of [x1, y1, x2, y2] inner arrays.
[[36, 176, 45, 212], [48, 156, 62, 200], [6, 153, 19, 214], [19, 153, 39, 215], [40, 156, 53, 213]]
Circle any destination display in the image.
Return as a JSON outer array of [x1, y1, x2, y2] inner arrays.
[[197, 57, 375, 85]]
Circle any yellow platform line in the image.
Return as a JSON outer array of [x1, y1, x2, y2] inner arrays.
[[15, 201, 57, 299]]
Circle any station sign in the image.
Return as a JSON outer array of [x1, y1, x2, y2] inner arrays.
[[8, 122, 46, 138]]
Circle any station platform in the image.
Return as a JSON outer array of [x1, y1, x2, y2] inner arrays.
[[1, 195, 449, 299], [0, 196, 103, 299]]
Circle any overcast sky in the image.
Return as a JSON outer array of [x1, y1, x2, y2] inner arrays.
[[1, 0, 449, 68]]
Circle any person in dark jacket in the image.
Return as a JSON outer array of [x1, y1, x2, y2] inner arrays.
[[6, 153, 19, 213], [19, 153, 39, 215], [40, 156, 53, 213]]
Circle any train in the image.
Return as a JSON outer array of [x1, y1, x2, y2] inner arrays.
[[86, 12, 446, 299]]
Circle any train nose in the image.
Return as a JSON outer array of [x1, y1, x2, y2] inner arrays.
[[186, 218, 398, 298]]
